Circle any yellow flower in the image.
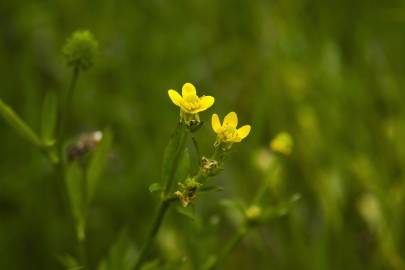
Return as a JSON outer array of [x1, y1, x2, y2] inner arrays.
[[245, 205, 262, 221], [211, 112, 251, 145], [168, 82, 214, 117], [270, 132, 293, 156]]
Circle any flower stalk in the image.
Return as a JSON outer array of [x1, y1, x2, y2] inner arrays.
[[133, 124, 189, 270]]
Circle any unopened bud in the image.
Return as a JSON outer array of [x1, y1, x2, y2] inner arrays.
[[63, 30, 98, 71]]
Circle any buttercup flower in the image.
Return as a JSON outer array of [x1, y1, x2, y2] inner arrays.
[[168, 83, 215, 127], [245, 205, 262, 221], [270, 132, 293, 156], [212, 112, 251, 148]]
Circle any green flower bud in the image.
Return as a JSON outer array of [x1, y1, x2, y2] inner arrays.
[[63, 30, 98, 71]]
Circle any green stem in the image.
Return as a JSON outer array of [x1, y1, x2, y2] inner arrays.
[[202, 226, 247, 270], [134, 124, 189, 270], [202, 155, 279, 270], [57, 66, 86, 267], [133, 200, 171, 270], [164, 124, 189, 195], [253, 157, 279, 204], [192, 136, 201, 159], [58, 66, 80, 161], [78, 236, 88, 270], [79, 162, 89, 270]]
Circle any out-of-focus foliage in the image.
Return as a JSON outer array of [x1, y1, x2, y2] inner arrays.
[[1, 0, 405, 269]]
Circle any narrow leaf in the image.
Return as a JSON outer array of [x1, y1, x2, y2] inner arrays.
[[174, 147, 190, 182], [40, 91, 58, 144], [176, 205, 196, 221], [161, 124, 188, 193], [58, 254, 82, 270], [65, 161, 85, 239], [0, 99, 41, 147], [149, 183, 163, 193], [86, 128, 113, 202], [200, 185, 224, 192], [98, 229, 137, 270]]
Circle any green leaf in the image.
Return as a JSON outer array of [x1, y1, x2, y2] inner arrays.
[[149, 182, 163, 193], [86, 128, 113, 203], [65, 161, 85, 240], [263, 193, 302, 221], [176, 205, 196, 221], [98, 229, 137, 270], [174, 147, 190, 182], [0, 99, 42, 147], [220, 199, 245, 214], [140, 260, 160, 270], [200, 185, 224, 193], [161, 124, 188, 193], [40, 91, 58, 145], [58, 254, 82, 270]]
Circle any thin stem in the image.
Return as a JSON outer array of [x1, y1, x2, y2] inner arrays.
[[134, 124, 189, 270], [56, 66, 86, 268], [192, 136, 201, 158], [202, 156, 279, 270], [202, 226, 247, 270], [133, 200, 171, 270], [78, 237, 88, 270], [58, 66, 80, 161], [164, 124, 189, 195], [253, 158, 279, 204], [79, 162, 89, 270]]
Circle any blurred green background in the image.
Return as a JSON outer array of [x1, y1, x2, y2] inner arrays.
[[1, 0, 405, 269]]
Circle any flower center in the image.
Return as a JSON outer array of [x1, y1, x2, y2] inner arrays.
[[222, 125, 238, 140], [183, 95, 200, 111]]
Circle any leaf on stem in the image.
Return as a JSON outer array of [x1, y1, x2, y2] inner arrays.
[[58, 253, 81, 270], [174, 147, 190, 183], [0, 99, 42, 147], [176, 205, 196, 221], [98, 229, 137, 270], [199, 185, 224, 193], [65, 161, 86, 240], [149, 183, 163, 193], [161, 124, 188, 193], [40, 91, 58, 145], [86, 127, 113, 203]]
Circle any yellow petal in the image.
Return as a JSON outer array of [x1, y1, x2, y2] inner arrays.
[[196, 96, 215, 112], [223, 112, 238, 128], [182, 82, 197, 97], [228, 136, 243, 143], [211, 114, 222, 133], [237, 125, 251, 139], [168, 90, 182, 106]]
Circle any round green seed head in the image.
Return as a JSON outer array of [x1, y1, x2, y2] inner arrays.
[[62, 30, 98, 71]]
